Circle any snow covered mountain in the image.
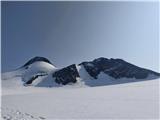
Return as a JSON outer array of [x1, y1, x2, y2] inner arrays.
[[2, 56, 160, 87], [1, 57, 160, 119]]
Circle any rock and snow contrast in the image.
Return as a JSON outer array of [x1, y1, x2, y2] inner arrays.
[[2, 56, 160, 87], [1, 56, 160, 119]]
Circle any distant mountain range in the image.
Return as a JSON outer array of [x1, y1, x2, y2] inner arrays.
[[2, 56, 160, 87]]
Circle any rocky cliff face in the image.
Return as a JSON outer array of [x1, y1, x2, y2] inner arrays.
[[80, 57, 160, 79], [53, 64, 80, 85]]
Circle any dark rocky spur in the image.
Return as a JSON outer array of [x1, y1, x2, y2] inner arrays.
[[53, 64, 80, 85]]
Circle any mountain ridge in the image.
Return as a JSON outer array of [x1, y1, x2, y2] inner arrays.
[[2, 56, 160, 87]]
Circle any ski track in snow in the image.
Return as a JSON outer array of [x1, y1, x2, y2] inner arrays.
[[1, 107, 46, 120]]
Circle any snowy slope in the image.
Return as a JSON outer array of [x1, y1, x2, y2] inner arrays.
[[2, 61, 59, 88], [22, 61, 56, 82], [2, 78, 159, 119], [1, 56, 160, 119]]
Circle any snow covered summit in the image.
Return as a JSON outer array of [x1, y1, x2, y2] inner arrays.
[[22, 56, 53, 68]]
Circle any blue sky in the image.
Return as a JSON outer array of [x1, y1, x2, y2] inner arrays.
[[1, 1, 159, 72]]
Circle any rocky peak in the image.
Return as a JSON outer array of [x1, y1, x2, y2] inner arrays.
[[80, 57, 160, 79]]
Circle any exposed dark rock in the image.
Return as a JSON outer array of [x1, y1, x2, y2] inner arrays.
[[80, 57, 160, 79], [53, 64, 80, 85], [22, 56, 53, 68], [79, 62, 99, 79], [19, 56, 160, 87], [24, 73, 48, 85]]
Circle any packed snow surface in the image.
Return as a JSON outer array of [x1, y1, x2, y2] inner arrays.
[[2, 78, 159, 119]]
